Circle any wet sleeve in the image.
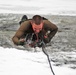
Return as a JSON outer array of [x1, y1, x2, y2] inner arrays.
[[12, 21, 30, 45], [44, 20, 58, 42]]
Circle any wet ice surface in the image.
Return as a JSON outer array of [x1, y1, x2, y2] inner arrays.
[[0, 47, 51, 75], [46, 17, 76, 69], [0, 14, 76, 71], [0, 47, 76, 75]]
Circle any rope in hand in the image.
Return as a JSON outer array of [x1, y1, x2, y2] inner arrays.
[[42, 42, 55, 75]]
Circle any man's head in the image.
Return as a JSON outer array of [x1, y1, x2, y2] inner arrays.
[[32, 15, 43, 25], [31, 15, 43, 33]]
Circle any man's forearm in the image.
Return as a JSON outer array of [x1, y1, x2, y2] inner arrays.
[[12, 36, 19, 45], [48, 27, 58, 41]]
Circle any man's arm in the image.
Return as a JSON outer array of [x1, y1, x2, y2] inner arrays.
[[12, 30, 24, 45], [12, 21, 30, 45], [44, 20, 58, 42]]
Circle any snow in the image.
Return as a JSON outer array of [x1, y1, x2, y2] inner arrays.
[[0, 47, 76, 75], [0, 0, 76, 15]]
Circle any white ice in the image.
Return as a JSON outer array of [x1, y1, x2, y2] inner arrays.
[[0, 0, 76, 15], [0, 47, 76, 75]]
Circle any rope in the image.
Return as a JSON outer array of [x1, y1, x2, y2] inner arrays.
[[25, 33, 55, 75], [42, 44, 55, 75]]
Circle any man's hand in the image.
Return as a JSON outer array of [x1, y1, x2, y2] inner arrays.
[[43, 31, 50, 43], [18, 38, 25, 45], [19, 39, 25, 42]]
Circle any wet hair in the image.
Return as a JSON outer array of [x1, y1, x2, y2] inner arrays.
[[32, 15, 42, 20], [32, 15, 42, 25]]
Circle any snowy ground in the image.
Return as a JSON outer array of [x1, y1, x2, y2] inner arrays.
[[0, 0, 76, 15], [0, 47, 76, 75]]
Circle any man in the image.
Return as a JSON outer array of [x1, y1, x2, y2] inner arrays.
[[12, 15, 58, 47]]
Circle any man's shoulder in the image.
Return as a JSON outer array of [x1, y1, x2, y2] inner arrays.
[[19, 20, 32, 31], [22, 20, 31, 25], [43, 20, 49, 24]]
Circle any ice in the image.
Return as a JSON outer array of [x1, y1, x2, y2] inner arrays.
[[0, 47, 76, 75], [0, 0, 76, 15], [0, 0, 76, 74]]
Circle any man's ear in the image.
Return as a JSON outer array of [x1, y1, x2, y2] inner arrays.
[[30, 20, 34, 24]]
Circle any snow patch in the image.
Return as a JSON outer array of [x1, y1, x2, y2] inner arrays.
[[0, 47, 76, 75]]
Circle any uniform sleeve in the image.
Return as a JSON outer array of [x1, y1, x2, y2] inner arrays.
[[44, 20, 58, 42], [12, 21, 30, 45], [44, 20, 58, 30]]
